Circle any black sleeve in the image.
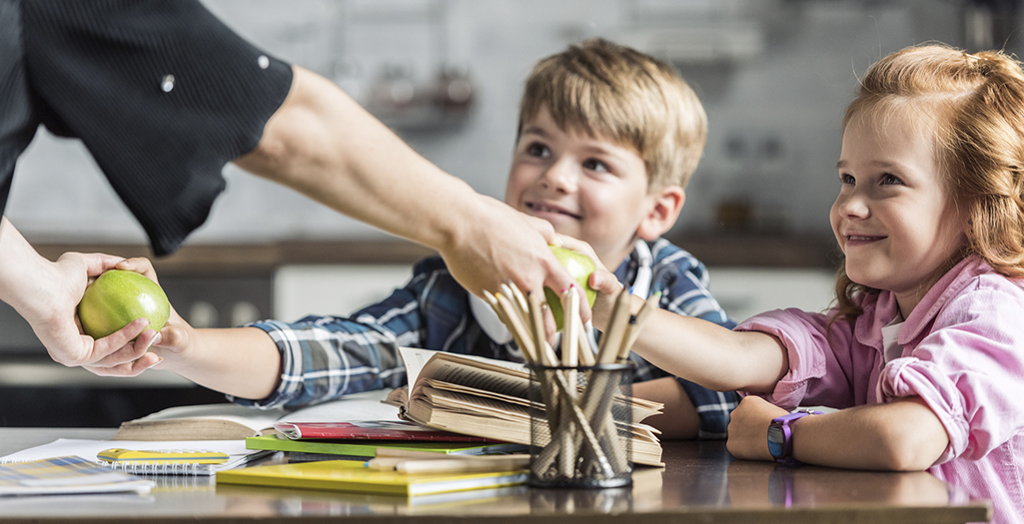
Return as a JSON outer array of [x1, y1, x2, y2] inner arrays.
[[19, 0, 294, 255]]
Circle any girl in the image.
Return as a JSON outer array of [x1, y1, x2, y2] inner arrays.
[[588, 43, 1024, 519]]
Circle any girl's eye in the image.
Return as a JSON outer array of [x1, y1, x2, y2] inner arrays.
[[583, 158, 610, 173], [881, 172, 904, 185], [525, 142, 550, 158], [839, 173, 855, 184]]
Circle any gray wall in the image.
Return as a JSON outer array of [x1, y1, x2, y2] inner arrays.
[[6, 0, 986, 246]]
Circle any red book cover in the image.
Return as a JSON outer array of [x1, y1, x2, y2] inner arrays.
[[273, 420, 500, 442]]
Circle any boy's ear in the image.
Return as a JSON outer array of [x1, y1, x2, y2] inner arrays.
[[636, 185, 685, 241]]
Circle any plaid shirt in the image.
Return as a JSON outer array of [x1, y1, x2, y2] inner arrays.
[[234, 238, 739, 438]]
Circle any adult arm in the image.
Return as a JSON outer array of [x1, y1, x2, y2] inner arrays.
[[0, 217, 157, 369], [235, 66, 575, 301]]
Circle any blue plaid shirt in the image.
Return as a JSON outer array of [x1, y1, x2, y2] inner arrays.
[[233, 238, 739, 438]]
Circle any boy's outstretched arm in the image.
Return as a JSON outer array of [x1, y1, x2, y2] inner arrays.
[[588, 269, 789, 393], [727, 396, 948, 470], [82, 257, 283, 401]]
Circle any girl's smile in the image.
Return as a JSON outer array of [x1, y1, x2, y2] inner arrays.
[[831, 111, 965, 316]]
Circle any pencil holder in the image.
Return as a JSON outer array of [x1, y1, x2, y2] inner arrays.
[[527, 363, 633, 489]]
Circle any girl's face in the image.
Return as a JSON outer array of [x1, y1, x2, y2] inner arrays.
[[830, 113, 966, 317]]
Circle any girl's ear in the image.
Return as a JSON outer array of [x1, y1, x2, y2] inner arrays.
[[637, 185, 685, 241]]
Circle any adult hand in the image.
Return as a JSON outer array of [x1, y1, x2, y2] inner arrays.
[[18, 252, 160, 371], [725, 395, 789, 461], [439, 196, 580, 311]]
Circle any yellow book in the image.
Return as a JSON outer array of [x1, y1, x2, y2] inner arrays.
[[215, 459, 527, 497]]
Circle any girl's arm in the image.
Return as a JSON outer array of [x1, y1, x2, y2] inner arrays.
[[588, 263, 789, 393], [728, 395, 949, 471], [630, 306, 788, 393]]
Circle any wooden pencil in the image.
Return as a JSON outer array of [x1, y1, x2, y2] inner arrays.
[[596, 287, 633, 364], [617, 291, 661, 361]]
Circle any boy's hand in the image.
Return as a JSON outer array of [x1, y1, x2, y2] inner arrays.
[[725, 395, 788, 461]]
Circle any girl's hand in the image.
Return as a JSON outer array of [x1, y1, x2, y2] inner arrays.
[[725, 395, 789, 461]]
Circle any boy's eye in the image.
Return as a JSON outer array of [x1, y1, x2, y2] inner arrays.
[[880, 172, 904, 185], [583, 158, 610, 173], [839, 173, 855, 184], [525, 142, 550, 158]]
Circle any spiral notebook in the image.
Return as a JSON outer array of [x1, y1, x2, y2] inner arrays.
[[0, 439, 271, 476]]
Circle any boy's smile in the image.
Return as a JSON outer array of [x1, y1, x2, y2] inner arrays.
[[505, 107, 661, 268], [831, 112, 965, 316]]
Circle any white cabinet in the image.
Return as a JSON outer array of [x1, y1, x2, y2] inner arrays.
[[274, 265, 412, 321], [707, 267, 837, 323]]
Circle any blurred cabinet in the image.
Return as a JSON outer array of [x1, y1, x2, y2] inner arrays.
[[274, 265, 412, 321], [272, 264, 837, 328], [708, 267, 836, 323]]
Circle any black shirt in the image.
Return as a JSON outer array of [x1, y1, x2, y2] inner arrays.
[[0, 0, 293, 255]]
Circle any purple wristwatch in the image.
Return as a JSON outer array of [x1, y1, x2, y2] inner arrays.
[[767, 409, 822, 466]]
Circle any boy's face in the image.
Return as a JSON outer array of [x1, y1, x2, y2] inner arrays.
[[505, 107, 665, 268]]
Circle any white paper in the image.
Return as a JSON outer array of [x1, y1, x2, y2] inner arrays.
[[281, 389, 401, 423]]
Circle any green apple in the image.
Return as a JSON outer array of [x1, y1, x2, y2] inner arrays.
[[545, 245, 598, 330], [78, 270, 170, 339]]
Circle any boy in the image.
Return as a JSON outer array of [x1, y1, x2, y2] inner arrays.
[[110, 39, 738, 439]]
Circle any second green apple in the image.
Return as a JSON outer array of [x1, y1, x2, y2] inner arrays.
[[545, 245, 597, 330]]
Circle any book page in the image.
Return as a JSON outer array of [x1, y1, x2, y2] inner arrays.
[[280, 389, 401, 423], [398, 347, 526, 389], [397, 347, 438, 388]]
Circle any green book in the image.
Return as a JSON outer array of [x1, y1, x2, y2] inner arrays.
[[216, 459, 527, 496], [245, 435, 524, 458]]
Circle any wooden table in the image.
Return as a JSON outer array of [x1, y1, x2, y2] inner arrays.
[[0, 428, 990, 523]]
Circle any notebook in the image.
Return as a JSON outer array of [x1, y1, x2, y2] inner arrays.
[[0, 456, 154, 496], [273, 420, 499, 442], [245, 434, 525, 459], [215, 459, 527, 496], [0, 439, 271, 476]]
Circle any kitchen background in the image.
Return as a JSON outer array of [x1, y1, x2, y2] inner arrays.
[[2, 0, 1019, 425]]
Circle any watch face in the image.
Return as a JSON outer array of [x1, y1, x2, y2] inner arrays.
[[767, 425, 786, 458]]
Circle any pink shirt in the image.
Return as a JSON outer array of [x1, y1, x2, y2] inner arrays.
[[738, 256, 1024, 522]]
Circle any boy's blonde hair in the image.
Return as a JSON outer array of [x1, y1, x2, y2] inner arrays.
[[517, 38, 707, 191], [835, 43, 1024, 319]]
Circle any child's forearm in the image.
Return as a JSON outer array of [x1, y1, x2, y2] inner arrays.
[[158, 327, 283, 401], [604, 296, 788, 393], [791, 398, 948, 470], [633, 377, 700, 439]]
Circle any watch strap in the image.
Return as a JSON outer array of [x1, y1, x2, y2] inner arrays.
[[767, 409, 822, 465]]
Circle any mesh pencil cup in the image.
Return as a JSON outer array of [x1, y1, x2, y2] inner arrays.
[[527, 363, 633, 488]]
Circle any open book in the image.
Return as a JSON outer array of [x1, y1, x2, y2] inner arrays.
[[112, 390, 400, 441], [391, 347, 664, 467]]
